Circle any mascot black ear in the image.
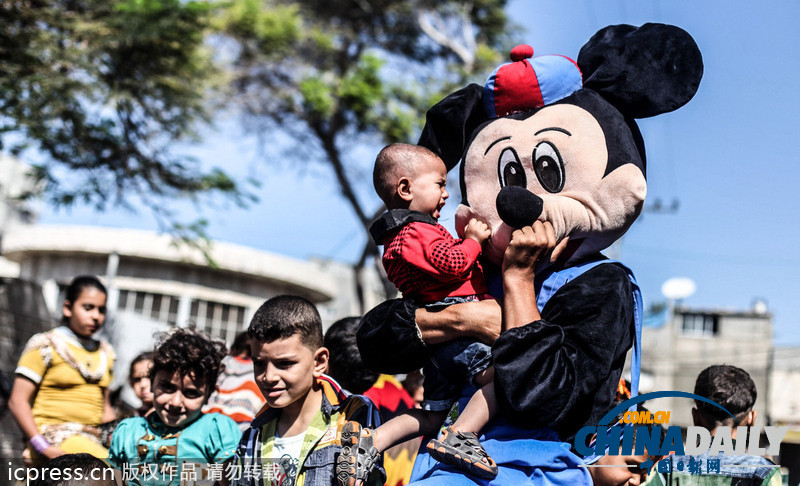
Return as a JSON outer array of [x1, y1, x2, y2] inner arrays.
[[417, 83, 489, 171], [578, 23, 703, 119]]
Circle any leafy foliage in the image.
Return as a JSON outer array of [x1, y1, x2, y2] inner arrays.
[[0, 0, 513, 288], [218, 0, 512, 231], [211, 0, 513, 303], [0, 0, 251, 237]]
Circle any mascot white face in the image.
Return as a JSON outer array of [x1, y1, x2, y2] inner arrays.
[[419, 23, 703, 268], [455, 102, 646, 265]]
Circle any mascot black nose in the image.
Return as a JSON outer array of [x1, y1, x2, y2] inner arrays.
[[496, 186, 543, 229]]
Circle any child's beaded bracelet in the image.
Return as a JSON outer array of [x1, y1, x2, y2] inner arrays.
[[29, 434, 50, 455]]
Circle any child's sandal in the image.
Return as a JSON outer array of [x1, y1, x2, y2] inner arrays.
[[426, 426, 498, 479], [336, 421, 381, 486]]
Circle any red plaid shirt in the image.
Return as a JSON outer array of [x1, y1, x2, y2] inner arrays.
[[381, 220, 488, 303]]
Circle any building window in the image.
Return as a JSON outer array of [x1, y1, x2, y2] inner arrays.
[[680, 313, 718, 336], [117, 289, 180, 326], [189, 299, 247, 343], [58, 285, 246, 343]]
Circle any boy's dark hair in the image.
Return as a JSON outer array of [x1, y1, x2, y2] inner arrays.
[[230, 331, 252, 357], [402, 370, 424, 402], [128, 351, 154, 385], [35, 453, 117, 485], [62, 275, 107, 324], [694, 364, 757, 425], [324, 317, 379, 394], [248, 295, 323, 350], [150, 328, 227, 395]]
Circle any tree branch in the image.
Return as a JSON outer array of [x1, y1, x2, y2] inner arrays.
[[417, 5, 476, 70], [311, 121, 371, 231]]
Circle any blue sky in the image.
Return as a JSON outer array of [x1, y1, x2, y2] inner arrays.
[[39, 1, 800, 345]]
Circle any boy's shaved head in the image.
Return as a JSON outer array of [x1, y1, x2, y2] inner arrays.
[[374, 143, 442, 207], [248, 295, 323, 350]]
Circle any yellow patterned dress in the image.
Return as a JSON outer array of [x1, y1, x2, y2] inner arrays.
[[15, 326, 115, 460]]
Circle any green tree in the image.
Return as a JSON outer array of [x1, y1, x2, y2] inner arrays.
[[0, 0, 513, 303], [217, 0, 512, 304], [0, 0, 251, 243]]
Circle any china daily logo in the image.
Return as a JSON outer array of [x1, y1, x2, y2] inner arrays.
[[575, 391, 790, 466]]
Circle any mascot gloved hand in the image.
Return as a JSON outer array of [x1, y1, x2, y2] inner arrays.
[[358, 23, 702, 485]]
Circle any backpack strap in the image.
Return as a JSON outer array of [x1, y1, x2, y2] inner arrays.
[[323, 374, 382, 430], [626, 270, 643, 400], [338, 394, 382, 430]]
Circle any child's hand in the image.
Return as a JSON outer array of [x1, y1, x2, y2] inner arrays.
[[464, 219, 492, 245], [502, 221, 556, 279]]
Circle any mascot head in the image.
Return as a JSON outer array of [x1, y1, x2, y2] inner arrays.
[[419, 23, 703, 265]]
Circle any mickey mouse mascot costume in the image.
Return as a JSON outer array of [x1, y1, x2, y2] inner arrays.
[[358, 22, 703, 485]]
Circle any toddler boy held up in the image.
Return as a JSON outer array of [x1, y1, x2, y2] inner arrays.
[[338, 143, 500, 483]]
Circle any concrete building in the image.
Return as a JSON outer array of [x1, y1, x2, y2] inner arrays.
[[1, 225, 386, 338], [635, 303, 774, 429], [630, 300, 800, 482], [771, 346, 800, 426]]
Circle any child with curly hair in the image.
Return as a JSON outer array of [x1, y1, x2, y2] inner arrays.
[[107, 329, 241, 485]]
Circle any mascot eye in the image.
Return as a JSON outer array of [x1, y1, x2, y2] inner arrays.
[[498, 148, 527, 188], [533, 142, 565, 193]]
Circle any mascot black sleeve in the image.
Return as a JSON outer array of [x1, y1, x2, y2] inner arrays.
[[492, 263, 635, 440], [357, 299, 429, 374]]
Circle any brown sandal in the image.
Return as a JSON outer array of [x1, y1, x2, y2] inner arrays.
[[426, 426, 498, 479], [336, 421, 381, 486]]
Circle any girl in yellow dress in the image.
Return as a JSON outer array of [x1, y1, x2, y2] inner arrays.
[[8, 275, 116, 463]]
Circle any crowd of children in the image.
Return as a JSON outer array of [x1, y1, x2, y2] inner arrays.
[[9, 278, 392, 486], [10, 278, 780, 486], [8, 148, 781, 486]]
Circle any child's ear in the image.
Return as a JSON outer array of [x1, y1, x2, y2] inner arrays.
[[62, 300, 73, 318], [313, 347, 330, 378], [397, 177, 413, 202]]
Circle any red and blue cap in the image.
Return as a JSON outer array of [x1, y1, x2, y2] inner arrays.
[[483, 44, 583, 118]]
